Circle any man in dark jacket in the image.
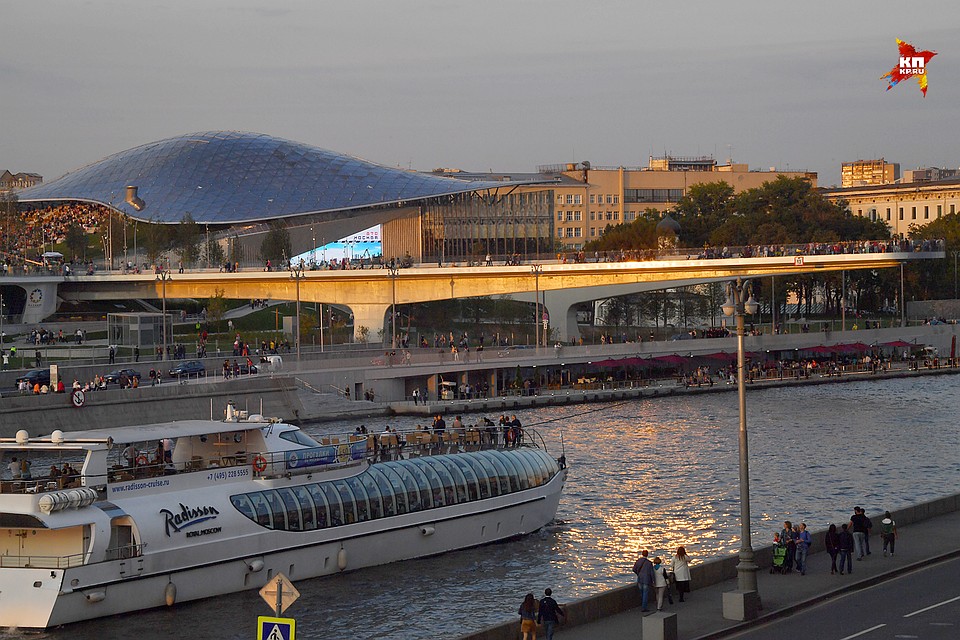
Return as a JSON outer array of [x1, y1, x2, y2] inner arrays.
[[537, 588, 565, 640], [838, 524, 855, 575], [632, 550, 655, 612]]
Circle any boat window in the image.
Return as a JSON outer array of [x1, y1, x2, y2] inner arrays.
[[231, 494, 257, 522], [248, 492, 274, 527], [449, 457, 481, 501], [367, 467, 396, 516], [392, 462, 424, 513], [514, 450, 541, 487], [417, 459, 443, 508], [333, 480, 357, 524], [306, 484, 330, 529], [435, 457, 469, 503], [321, 484, 343, 526], [278, 430, 321, 447], [472, 454, 499, 497], [422, 457, 457, 505], [276, 488, 302, 531], [359, 473, 384, 519], [262, 490, 287, 530], [497, 453, 524, 491], [401, 460, 434, 509], [291, 486, 317, 531], [379, 466, 408, 515], [478, 451, 511, 496], [511, 451, 537, 489], [344, 476, 370, 522]]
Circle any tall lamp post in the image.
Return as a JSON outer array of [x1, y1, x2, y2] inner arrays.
[[954, 250, 959, 300], [388, 265, 400, 349], [721, 277, 760, 603], [531, 264, 543, 348], [290, 265, 304, 362], [157, 269, 172, 359]]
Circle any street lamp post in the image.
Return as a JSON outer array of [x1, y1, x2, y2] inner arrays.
[[953, 251, 959, 300], [388, 265, 400, 349], [157, 269, 172, 360], [531, 264, 543, 348], [290, 265, 304, 362], [721, 277, 760, 608]]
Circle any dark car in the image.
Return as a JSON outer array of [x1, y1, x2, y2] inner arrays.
[[15, 369, 50, 388], [104, 368, 142, 385], [168, 360, 206, 378], [236, 363, 258, 375]]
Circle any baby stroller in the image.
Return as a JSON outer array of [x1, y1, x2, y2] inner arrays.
[[770, 544, 788, 574]]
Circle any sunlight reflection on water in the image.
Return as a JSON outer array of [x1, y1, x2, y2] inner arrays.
[[27, 375, 960, 640]]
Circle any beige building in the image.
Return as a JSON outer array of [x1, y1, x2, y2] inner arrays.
[[0, 170, 42, 191], [535, 156, 816, 250], [823, 179, 960, 236], [841, 159, 899, 187]]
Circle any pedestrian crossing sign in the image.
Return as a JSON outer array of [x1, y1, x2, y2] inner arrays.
[[257, 616, 295, 640]]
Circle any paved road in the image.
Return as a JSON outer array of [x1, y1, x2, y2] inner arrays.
[[724, 556, 960, 640]]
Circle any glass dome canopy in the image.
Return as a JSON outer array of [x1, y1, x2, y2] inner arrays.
[[19, 131, 506, 224]]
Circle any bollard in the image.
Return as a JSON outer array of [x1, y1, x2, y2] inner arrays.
[[641, 611, 677, 640]]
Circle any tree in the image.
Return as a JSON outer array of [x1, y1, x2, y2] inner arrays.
[[174, 213, 201, 266], [206, 287, 228, 333], [64, 222, 87, 261], [204, 236, 225, 267], [0, 191, 19, 257], [141, 219, 173, 266], [260, 222, 291, 265]]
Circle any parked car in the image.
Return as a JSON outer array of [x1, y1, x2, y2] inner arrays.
[[15, 369, 50, 388], [103, 368, 142, 385], [168, 360, 206, 378]]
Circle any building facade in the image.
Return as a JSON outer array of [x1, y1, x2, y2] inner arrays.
[[532, 157, 816, 250], [823, 178, 960, 236], [840, 159, 899, 187], [0, 170, 42, 191]]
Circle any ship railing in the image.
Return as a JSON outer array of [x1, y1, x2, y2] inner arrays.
[[105, 542, 145, 561], [0, 551, 88, 569]]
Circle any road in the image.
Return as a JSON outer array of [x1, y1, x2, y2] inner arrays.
[[725, 556, 960, 640]]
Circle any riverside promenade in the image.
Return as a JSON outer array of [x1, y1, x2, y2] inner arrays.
[[459, 494, 960, 640]]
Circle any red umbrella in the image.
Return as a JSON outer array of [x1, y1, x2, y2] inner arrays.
[[880, 340, 915, 348], [703, 351, 736, 361], [652, 354, 688, 365]]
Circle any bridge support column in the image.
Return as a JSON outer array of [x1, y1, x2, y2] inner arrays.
[[544, 298, 580, 343], [348, 304, 390, 345]]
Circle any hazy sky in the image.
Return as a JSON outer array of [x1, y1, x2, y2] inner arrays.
[[3, 1, 958, 187]]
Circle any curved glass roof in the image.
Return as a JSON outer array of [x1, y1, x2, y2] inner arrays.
[[18, 131, 506, 224]]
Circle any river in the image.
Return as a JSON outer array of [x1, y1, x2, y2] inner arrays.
[[16, 374, 960, 639]]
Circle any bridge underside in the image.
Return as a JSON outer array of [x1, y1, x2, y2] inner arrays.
[[55, 252, 938, 341]]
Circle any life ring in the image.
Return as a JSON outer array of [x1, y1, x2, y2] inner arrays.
[[135, 455, 148, 466], [253, 455, 268, 472]]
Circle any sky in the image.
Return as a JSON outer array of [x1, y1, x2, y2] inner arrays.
[[3, 1, 959, 188]]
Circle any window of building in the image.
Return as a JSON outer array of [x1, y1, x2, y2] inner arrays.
[[557, 212, 563, 221], [605, 195, 613, 204], [899, 208, 904, 220], [589, 212, 595, 220], [574, 211, 582, 221], [557, 194, 563, 204], [613, 212, 619, 220], [613, 195, 619, 204], [565, 194, 574, 205], [565, 211, 574, 222], [557, 229, 564, 238], [574, 195, 582, 205], [857, 209, 862, 216], [625, 212, 635, 221], [952, 204, 956, 215], [937, 205, 942, 218], [623, 188, 684, 203], [924, 205, 929, 219], [886, 208, 891, 221], [574, 227, 582, 237], [911, 206, 916, 219], [589, 194, 595, 204], [565, 228, 574, 238], [605, 212, 613, 220], [590, 228, 596, 237]]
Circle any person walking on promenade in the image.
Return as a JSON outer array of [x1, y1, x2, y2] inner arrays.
[[652, 557, 672, 611], [796, 522, 812, 575], [518, 593, 538, 640], [863, 509, 874, 556], [825, 523, 841, 574], [779, 520, 798, 572], [850, 506, 869, 560], [632, 550, 655, 612], [537, 588, 565, 640], [838, 523, 855, 575], [881, 511, 898, 556], [671, 546, 692, 601]]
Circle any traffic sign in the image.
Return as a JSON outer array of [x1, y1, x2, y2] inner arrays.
[[257, 616, 295, 640], [259, 573, 300, 615], [71, 389, 85, 408]]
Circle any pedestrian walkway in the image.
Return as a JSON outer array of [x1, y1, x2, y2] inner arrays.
[[551, 506, 960, 640]]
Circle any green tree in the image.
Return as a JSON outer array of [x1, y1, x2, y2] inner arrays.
[[174, 213, 202, 266], [141, 219, 173, 266], [206, 287, 228, 332], [64, 222, 87, 261], [259, 222, 291, 265], [204, 237, 225, 267]]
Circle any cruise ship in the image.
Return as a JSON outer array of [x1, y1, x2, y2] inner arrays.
[[0, 404, 566, 628]]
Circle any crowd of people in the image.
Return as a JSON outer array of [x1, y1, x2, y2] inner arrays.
[[631, 547, 693, 614]]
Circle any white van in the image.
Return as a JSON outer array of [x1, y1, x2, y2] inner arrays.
[[259, 355, 283, 372]]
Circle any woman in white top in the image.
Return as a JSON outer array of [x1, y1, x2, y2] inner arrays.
[[652, 557, 670, 611], [671, 546, 692, 602]]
